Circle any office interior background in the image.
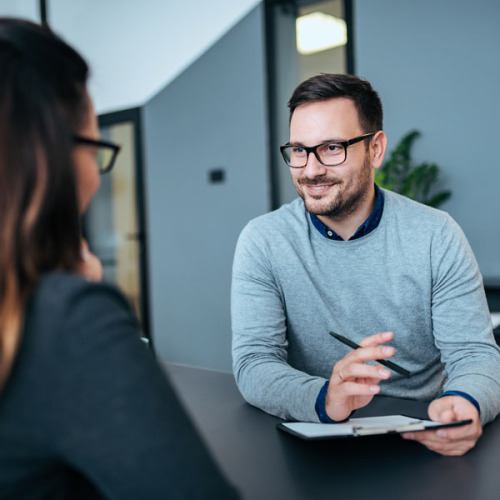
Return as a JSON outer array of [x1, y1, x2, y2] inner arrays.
[[2, 0, 499, 372]]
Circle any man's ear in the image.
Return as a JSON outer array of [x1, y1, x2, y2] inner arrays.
[[371, 130, 387, 170]]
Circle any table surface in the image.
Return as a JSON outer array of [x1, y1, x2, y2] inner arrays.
[[484, 277, 500, 290], [166, 364, 500, 500]]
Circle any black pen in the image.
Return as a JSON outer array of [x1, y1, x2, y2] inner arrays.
[[329, 331, 412, 377]]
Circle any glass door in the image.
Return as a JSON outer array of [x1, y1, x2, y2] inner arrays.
[[265, 0, 353, 207], [83, 108, 151, 342]]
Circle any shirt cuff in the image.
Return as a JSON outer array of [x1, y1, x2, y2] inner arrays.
[[315, 381, 350, 423], [437, 390, 481, 416]]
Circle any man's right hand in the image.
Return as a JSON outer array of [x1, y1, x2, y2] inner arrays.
[[325, 331, 395, 422]]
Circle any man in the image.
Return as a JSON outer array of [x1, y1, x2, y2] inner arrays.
[[231, 73, 500, 456]]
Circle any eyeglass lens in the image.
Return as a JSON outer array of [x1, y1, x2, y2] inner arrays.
[[283, 142, 346, 167], [97, 146, 116, 173]]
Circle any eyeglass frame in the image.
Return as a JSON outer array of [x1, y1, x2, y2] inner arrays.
[[280, 132, 376, 168], [73, 135, 121, 174]]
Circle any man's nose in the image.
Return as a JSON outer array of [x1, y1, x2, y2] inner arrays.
[[303, 152, 327, 177]]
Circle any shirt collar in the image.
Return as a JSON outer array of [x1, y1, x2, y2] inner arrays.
[[309, 184, 384, 241]]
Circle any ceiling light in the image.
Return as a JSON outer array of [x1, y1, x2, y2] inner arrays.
[[296, 12, 347, 55]]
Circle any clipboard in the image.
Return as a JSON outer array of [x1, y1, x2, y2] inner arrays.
[[278, 415, 472, 440]]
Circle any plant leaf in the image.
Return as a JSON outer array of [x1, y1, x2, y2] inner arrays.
[[376, 130, 451, 208]]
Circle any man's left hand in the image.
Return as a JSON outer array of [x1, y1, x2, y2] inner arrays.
[[401, 395, 482, 456]]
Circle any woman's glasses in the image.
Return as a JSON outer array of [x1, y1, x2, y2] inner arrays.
[[73, 135, 121, 174]]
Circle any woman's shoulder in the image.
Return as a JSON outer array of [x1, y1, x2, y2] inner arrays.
[[32, 271, 131, 316], [36, 270, 122, 297], [24, 271, 139, 353]]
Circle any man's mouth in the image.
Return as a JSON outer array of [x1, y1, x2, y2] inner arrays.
[[301, 181, 340, 195]]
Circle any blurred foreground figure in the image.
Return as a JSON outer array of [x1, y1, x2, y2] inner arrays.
[[0, 18, 238, 499]]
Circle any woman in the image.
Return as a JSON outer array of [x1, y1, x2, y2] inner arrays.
[[0, 18, 238, 499]]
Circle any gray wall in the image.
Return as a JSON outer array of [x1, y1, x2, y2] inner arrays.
[[355, 0, 500, 278], [143, 0, 500, 371], [143, 4, 269, 371]]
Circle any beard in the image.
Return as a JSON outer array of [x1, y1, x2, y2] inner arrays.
[[294, 154, 373, 221]]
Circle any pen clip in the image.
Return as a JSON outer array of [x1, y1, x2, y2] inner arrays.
[[353, 421, 426, 436]]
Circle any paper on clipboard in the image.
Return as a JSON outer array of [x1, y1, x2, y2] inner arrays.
[[278, 415, 472, 440]]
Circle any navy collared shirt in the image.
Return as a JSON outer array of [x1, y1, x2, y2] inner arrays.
[[310, 184, 384, 241]]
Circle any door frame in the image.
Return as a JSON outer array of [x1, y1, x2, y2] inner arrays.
[[98, 107, 153, 347], [263, 0, 355, 209]]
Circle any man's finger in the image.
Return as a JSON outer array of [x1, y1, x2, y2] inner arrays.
[[336, 380, 381, 396], [336, 363, 391, 382], [358, 331, 393, 348], [344, 345, 395, 364]]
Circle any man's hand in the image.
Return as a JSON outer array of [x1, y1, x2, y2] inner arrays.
[[402, 396, 482, 456], [75, 239, 103, 282], [325, 331, 395, 422]]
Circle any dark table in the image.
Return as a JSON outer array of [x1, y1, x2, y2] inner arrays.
[[485, 277, 500, 312], [166, 364, 500, 500]]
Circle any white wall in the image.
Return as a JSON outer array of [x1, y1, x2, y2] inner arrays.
[[0, 0, 39, 21], [355, 0, 500, 278], [48, 0, 261, 114], [0, 1, 262, 113]]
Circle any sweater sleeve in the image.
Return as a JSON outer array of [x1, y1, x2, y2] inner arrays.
[[431, 216, 500, 425], [231, 223, 326, 422], [45, 282, 239, 499]]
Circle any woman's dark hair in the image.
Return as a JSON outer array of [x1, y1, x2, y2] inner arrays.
[[0, 18, 89, 384], [288, 73, 383, 133]]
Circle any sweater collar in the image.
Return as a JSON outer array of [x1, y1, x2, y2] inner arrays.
[[309, 184, 384, 241]]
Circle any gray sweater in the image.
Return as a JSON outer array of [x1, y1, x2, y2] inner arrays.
[[231, 189, 500, 425]]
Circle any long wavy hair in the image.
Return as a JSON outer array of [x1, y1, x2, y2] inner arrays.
[[0, 18, 89, 386]]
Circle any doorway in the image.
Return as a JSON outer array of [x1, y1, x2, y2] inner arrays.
[[83, 108, 151, 344], [265, 0, 353, 207]]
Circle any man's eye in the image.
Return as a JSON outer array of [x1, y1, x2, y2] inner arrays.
[[321, 143, 342, 156], [292, 146, 306, 155]]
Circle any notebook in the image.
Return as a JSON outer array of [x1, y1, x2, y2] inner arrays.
[[278, 415, 472, 440]]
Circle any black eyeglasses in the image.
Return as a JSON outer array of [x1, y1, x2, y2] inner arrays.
[[73, 135, 121, 174], [280, 132, 375, 168]]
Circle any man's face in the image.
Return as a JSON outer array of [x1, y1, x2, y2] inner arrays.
[[288, 98, 375, 221]]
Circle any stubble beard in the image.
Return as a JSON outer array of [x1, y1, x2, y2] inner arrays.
[[296, 155, 373, 221]]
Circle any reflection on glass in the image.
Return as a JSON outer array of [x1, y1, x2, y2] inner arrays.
[[85, 122, 143, 329], [296, 11, 347, 55], [297, 0, 347, 82]]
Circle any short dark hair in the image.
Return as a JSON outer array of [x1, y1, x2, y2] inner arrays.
[[288, 73, 383, 133]]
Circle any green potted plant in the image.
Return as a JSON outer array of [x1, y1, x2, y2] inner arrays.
[[375, 130, 451, 208]]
